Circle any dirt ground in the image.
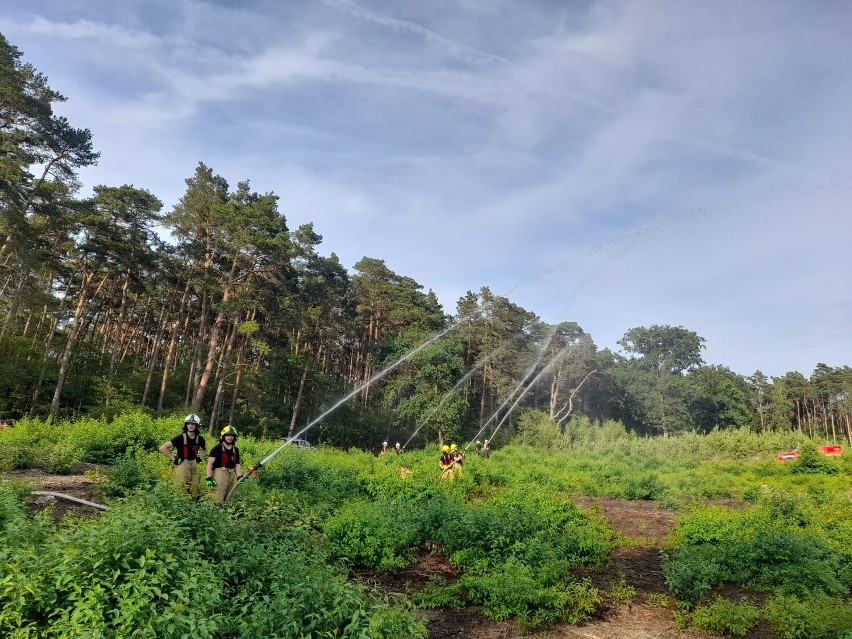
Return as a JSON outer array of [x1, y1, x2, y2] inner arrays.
[[3, 472, 773, 638], [2, 465, 109, 519], [361, 498, 772, 639]]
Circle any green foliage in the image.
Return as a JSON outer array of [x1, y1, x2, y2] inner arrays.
[[46, 443, 81, 474], [622, 473, 666, 500], [0, 445, 34, 472], [513, 409, 562, 448], [664, 495, 852, 603], [791, 441, 841, 475], [0, 490, 222, 638], [0, 487, 425, 639], [100, 448, 162, 497], [4, 410, 850, 634], [0, 413, 174, 468], [412, 578, 467, 609], [463, 558, 601, 628], [410, 486, 614, 629], [764, 594, 852, 639], [324, 500, 422, 570], [257, 446, 367, 507], [684, 596, 762, 637]]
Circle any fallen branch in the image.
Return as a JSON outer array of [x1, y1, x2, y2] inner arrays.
[[31, 491, 109, 511]]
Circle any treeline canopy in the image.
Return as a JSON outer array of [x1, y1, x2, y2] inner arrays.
[[1, 33, 850, 448]]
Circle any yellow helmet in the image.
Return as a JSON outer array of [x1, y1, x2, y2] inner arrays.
[[220, 425, 238, 438], [450, 443, 458, 452], [441, 445, 450, 453]]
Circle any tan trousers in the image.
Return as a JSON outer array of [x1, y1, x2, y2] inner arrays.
[[213, 467, 237, 502], [174, 460, 201, 497]]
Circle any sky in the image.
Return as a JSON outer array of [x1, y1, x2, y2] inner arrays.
[[3, 0, 851, 378]]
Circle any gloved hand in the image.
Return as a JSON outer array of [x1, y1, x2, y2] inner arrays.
[[205, 477, 217, 488], [196, 457, 203, 463], [173, 457, 183, 465]]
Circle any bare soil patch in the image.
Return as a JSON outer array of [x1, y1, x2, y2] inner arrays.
[[572, 498, 676, 604], [362, 498, 758, 639], [2, 465, 109, 519]]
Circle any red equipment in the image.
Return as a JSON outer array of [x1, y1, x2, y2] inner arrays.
[[776, 445, 843, 462], [818, 445, 843, 456]]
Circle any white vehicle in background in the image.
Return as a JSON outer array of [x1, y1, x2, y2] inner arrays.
[[279, 437, 317, 451]]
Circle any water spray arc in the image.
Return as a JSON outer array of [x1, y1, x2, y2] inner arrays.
[[400, 340, 512, 450], [465, 323, 562, 451], [482, 340, 576, 446], [226, 322, 459, 499]]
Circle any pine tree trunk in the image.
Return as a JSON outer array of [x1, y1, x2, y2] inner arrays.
[[288, 360, 310, 437], [50, 271, 107, 417], [208, 319, 238, 433], [193, 257, 238, 416], [141, 299, 171, 407], [106, 273, 131, 408], [159, 284, 191, 410]]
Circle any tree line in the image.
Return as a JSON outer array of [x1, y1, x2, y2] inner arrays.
[[1, 33, 850, 448]]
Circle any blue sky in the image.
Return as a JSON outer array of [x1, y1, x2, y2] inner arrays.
[[3, 0, 851, 377]]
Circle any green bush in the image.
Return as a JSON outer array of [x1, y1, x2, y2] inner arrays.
[[0, 488, 426, 639], [791, 441, 841, 475], [664, 499, 850, 602], [323, 500, 422, 570], [46, 443, 81, 475], [687, 597, 761, 637], [258, 447, 366, 506], [764, 594, 852, 639], [463, 559, 601, 628], [100, 448, 161, 497], [0, 445, 34, 472], [623, 473, 666, 500]]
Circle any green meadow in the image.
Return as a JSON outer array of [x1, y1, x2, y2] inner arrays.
[[1, 413, 851, 638]]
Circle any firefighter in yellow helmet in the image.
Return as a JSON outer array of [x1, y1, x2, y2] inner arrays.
[[439, 444, 453, 474], [206, 425, 243, 502]]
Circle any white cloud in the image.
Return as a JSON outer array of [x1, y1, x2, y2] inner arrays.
[[2, 0, 851, 377]]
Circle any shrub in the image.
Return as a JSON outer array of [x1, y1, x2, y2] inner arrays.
[[687, 597, 761, 637], [664, 500, 849, 602], [100, 448, 161, 497], [46, 443, 81, 475], [258, 447, 365, 506], [323, 500, 421, 570], [623, 473, 666, 500], [791, 441, 841, 475], [0, 488, 426, 639], [764, 594, 852, 639], [0, 445, 34, 472]]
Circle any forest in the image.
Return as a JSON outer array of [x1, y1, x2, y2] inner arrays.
[[2, 31, 851, 449], [3, 31, 852, 639]]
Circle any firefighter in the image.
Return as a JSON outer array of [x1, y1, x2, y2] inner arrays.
[[474, 440, 482, 455], [450, 443, 464, 478], [206, 425, 243, 503], [379, 441, 389, 456], [395, 442, 402, 454], [159, 413, 207, 497], [481, 439, 491, 459], [439, 445, 453, 472]]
